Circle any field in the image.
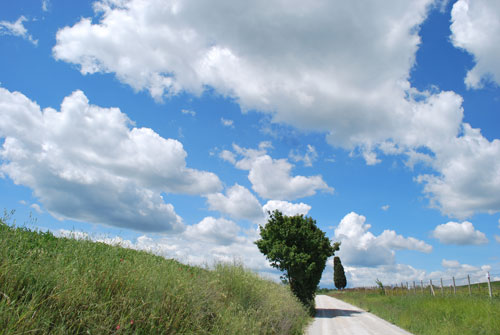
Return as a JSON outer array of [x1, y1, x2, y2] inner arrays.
[[0, 219, 310, 334], [328, 289, 500, 335]]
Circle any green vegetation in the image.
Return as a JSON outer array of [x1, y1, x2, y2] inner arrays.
[[328, 289, 500, 335], [333, 257, 346, 290], [256, 210, 339, 315], [0, 218, 310, 334]]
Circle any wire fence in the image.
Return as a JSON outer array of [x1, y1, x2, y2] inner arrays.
[[350, 272, 500, 299]]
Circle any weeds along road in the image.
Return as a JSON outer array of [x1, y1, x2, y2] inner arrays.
[[306, 295, 413, 335]]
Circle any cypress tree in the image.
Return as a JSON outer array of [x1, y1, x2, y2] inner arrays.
[[333, 256, 347, 290]]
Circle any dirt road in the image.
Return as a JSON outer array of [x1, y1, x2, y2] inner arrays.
[[305, 295, 413, 335]]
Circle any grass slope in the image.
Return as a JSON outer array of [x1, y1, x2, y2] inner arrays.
[[0, 220, 310, 334], [329, 290, 500, 335]]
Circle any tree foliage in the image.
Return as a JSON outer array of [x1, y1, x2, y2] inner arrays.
[[255, 210, 340, 314], [333, 256, 347, 290]]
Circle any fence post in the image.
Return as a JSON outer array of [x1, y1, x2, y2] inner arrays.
[[420, 280, 424, 294], [430, 279, 435, 296], [452, 276, 456, 295], [487, 272, 493, 298], [467, 275, 471, 296], [440, 278, 444, 295], [413, 281, 416, 294]]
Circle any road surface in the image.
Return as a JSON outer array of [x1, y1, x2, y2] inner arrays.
[[305, 295, 413, 335]]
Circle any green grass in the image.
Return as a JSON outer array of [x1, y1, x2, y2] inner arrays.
[[328, 290, 500, 335], [0, 219, 310, 334]]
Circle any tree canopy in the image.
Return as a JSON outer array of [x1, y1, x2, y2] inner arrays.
[[255, 210, 339, 314], [333, 256, 347, 290]]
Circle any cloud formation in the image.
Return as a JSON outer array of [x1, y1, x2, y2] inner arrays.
[[334, 212, 432, 267], [0, 88, 221, 232], [49, 0, 500, 220], [205, 184, 264, 221], [262, 200, 311, 217], [221, 143, 331, 200], [0, 16, 37, 45], [432, 221, 488, 245], [450, 0, 500, 88], [52, 0, 457, 152]]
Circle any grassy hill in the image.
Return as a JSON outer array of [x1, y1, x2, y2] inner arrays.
[[0, 219, 310, 334]]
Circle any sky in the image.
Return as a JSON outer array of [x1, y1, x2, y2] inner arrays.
[[1, 0, 499, 288]]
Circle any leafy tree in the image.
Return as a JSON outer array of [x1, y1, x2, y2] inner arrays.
[[255, 210, 340, 314], [333, 256, 347, 290]]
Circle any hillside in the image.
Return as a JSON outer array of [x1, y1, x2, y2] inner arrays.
[[0, 219, 310, 334]]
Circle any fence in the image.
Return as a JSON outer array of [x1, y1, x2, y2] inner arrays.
[[352, 272, 500, 299]]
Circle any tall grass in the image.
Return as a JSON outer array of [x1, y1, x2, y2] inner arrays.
[[0, 219, 310, 334], [329, 290, 500, 335]]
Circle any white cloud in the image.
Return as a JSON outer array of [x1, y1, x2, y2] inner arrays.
[[289, 144, 318, 167], [262, 200, 311, 217], [49, 0, 500, 219], [0, 87, 222, 232], [416, 124, 500, 219], [495, 235, 500, 244], [181, 109, 196, 117], [220, 118, 234, 128], [334, 212, 432, 267], [225, 143, 332, 200], [53, 0, 454, 152], [381, 205, 390, 211], [0, 16, 37, 45], [432, 221, 488, 245], [219, 149, 236, 165], [42, 0, 50, 12], [184, 217, 242, 246], [30, 203, 43, 214], [205, 184, 264, 221], [450, 0, 500, 88]]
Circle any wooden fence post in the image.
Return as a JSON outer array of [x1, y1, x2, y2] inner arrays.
[[430, 279, 435, 296], [420, 280, 424, 294], [440, 278, 444, 295], [413, 281, 416, 294], [452, 276, 456, 295], [467, 275, 471, 296], [487, 272, 493, 298]]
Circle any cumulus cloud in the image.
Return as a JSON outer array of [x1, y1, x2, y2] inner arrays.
[[289, 144, 318, 167], [205, 184, 264, 221], [53, 0, 456, 152], [262, 200, 311, 217], [450, 0, 500, 88], [0, 88, 222, 232], [223, 143, 331, 200], [184, 217, 242, 246], [334, 212, 432, 267], [432, 221, 488, 245], [416, 123, 500, 219], [49, 0, 500, 220], [0, 16, 37, 45]]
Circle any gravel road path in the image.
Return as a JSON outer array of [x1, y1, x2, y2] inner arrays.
[[305, 295, 413, 335]]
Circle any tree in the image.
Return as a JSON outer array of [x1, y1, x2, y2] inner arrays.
[[333, 256, 347, 290], [255, 210, 340, 314]]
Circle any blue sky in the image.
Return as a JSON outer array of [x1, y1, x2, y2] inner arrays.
[[1, 0, 499, 287]]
